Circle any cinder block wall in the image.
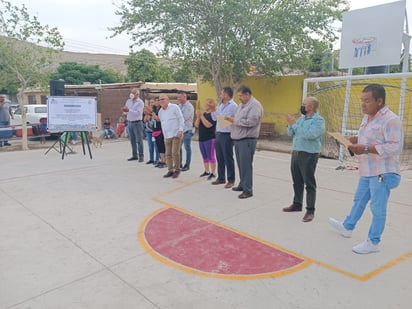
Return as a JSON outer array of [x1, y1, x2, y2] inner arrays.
[[99, 88, 130, 128]]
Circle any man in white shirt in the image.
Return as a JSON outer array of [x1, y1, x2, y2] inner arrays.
[[158, 94, 185, 179], [121, 88, 145, 162]]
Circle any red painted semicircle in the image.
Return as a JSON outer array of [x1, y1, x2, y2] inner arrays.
[[143, 208, 306, 276]]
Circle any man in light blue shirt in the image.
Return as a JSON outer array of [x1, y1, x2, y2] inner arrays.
[[283, 96, 325, 222], [211, 87, 238, 188]]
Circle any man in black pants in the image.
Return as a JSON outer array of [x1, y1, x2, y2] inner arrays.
[[283, 96, 325, 222], [211, 87, 238, 189]]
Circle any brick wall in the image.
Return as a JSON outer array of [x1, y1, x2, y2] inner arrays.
[[99, 88, 130, 127]]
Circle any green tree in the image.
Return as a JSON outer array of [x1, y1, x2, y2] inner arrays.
[[112, 0, 349, 97], [51, 62, 125, 85], [125, 49, 167, 82], [157, 64, 175, 82], [171, 61, 197, 83], [0, 0, 64, 150]]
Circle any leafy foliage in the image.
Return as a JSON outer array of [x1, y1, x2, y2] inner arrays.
[[112, 0, 349, 95], [51, 62, 125, 85], [0, 0, 64, 149], [125, 49, 195, 83], [0, 0, 64, 92], [125, 49, 164, 82]]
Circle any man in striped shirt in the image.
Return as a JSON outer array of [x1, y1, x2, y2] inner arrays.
[[329, 84, 404, 254]]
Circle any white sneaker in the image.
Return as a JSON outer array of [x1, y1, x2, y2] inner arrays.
[[328, 217, 352, 238], [352, 239, 379, 254]]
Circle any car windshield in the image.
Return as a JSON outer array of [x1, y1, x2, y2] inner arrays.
[[14, 107, 22, 115], [35, 106, 47, 113]]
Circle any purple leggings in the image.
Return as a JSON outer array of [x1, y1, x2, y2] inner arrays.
[[199, 139, 216, 163]]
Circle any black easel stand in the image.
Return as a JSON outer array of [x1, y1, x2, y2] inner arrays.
[[61, 131, 92, 160], [44, 132, 73, 156]]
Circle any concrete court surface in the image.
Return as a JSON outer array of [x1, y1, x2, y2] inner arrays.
[[0, 139, 411, 309]]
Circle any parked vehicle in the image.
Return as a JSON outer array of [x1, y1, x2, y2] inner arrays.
[[11, 104, 47, 125]]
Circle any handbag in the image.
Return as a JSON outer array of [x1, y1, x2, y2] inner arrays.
[[152, 130, 162, 137]]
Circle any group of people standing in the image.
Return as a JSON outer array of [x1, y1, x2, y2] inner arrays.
[[121, 83, 404, 254], [121, 85, 264, 198]]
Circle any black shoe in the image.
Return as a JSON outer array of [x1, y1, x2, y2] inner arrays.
[[200, 171, 210, 177], [163, 171, 174, 178], [207, 173, 216, 180], [138, 157, 144, 162], [127, 157, 138, 161], [172, 171, 180, 178], [146, 160, 154, 164], [4, 142, 11, 146], [181, 164, 190, 171]]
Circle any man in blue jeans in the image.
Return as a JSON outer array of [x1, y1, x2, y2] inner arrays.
[[329, 84, 403, 254], [177, 91, 194, 171]]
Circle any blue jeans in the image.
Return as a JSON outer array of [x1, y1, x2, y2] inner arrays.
[[128, 120, 144, 158], [0, 120, 10, 143], [180, 130, 193, 166], [104, 128, 115, 138], [145, 131, 159, 161], [343, 173, 401, 244]]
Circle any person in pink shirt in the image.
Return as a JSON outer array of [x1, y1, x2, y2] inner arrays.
[[329, 84, 403, 254]]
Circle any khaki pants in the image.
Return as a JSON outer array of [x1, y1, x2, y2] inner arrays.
[[165, 137, 182, 172]]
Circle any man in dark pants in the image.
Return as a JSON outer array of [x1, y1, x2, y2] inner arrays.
[[211, 87, 238, 189], [283, 96, 325, 222], [225, 85, 263, 199], [121, 88, 145, 162]]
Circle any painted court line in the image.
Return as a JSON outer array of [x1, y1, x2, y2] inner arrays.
[[138, 180, 412, 281]]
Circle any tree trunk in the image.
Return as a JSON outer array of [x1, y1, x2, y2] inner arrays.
[[17, 89, 29, 150]]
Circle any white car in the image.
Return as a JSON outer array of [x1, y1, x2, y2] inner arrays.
[[11, 104, 48, 125]]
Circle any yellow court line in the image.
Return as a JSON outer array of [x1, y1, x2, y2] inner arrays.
[[138, 181, 412, 281]]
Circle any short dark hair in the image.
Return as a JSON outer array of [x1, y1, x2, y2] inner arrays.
[[222, 86, 233, 98], [177, 90, 187, 96], [237, 85, 252, 95], [362, 84, 386, 104]]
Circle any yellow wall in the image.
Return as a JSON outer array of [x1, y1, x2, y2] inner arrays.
[[197, 75, 305, 135]]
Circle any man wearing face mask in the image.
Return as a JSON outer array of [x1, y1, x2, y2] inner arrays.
[[121, 88, 145, 162], [283, 96, 325, 222]]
